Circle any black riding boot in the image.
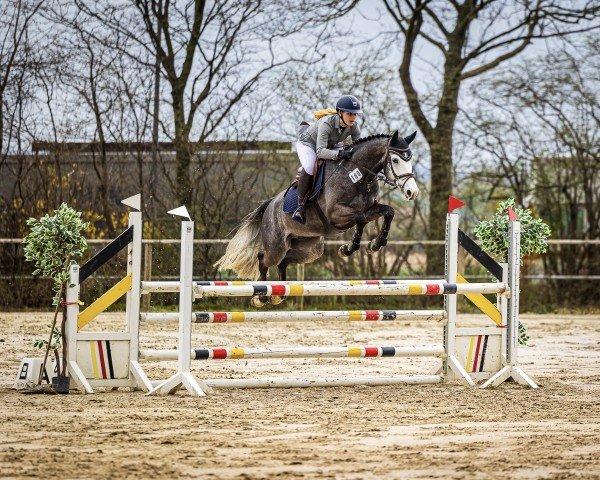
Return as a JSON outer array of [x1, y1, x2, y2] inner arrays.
[[292, 170, 313, 224]]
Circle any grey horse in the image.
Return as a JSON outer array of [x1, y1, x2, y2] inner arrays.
[[215, 131, 419, 306]]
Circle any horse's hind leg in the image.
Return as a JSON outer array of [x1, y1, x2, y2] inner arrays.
[[273, 238, 324, 306], [251, 236, 289, 308], [251, 252, 270, 307], [268, 261, 288, 306]]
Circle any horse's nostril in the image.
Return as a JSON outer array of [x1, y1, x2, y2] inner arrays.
[[406, 190, 412, 198]]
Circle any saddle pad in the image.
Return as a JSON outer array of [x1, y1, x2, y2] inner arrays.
[[282, 162, 326, 215]]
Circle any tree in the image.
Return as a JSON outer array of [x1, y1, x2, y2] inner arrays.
[[380, 0, 599, 272], [69, 0, 320, 208], [0, 0, 43, 156]]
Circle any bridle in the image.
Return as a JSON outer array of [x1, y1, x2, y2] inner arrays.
[[338, 145, 416, 194], [385, 146, 416, 193]]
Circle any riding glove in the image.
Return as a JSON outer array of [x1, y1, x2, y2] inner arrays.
[[338, 149, 354, 161]]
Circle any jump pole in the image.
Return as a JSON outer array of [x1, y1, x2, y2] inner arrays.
[[140, 345, 446, 361], [140, 310, 448, 323]]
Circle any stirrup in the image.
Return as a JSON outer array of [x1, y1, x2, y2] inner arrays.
[[291, 204, 306, 224]]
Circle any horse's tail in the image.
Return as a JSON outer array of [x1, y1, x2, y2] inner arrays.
[[214, 198, 272, 280]]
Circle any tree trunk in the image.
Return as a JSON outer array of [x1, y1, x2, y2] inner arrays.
[[425, 74, 460, 276], [0, 95, 3, 155], [172, 89, 192, 207], [426, 129, 454, 275], [91, 108, 114, 236], [175, 138, 192, 206]]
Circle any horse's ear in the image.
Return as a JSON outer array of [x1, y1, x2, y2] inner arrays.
[[404, 131, 417, 144], [389, 130, 400, 147]]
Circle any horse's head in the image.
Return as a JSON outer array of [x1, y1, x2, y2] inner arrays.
[[384, 131, 419, 200]]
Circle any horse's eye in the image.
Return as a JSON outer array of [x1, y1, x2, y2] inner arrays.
[[393, 158, 399, 164]]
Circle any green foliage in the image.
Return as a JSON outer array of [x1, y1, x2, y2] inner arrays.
[[519, 321, 529, 346], [33, 325, 62, 350], [475, 199, 547, 346], [474, 198, 551, 262], [23, 204, 89, 303]]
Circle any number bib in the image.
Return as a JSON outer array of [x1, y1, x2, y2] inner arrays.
[[349, 168, 363, 183]]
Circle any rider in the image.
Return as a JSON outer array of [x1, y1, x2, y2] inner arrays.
[[292, 94, 362, 224]]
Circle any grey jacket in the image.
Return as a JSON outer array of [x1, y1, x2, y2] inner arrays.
[[296, 114, 361, 160]]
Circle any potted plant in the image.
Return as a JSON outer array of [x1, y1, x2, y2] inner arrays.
[[474, 198, 551, 345], [23, 204, 89, 393]]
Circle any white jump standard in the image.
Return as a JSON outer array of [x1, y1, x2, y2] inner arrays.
[[64, 194, 538, 396]]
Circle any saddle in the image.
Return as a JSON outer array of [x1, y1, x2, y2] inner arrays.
[[282, 159, 326, 215]]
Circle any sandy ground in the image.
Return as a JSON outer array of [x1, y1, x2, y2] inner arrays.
[[1, 311, 599, 479]]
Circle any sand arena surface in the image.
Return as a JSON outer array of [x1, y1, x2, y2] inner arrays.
[[1, 312, 599, 479]]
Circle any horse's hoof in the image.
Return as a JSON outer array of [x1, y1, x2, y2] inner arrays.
[[251, 296, 265, 308], [366, 241, 380, 254], [338, 245, 350, 258], [270, 295, 284, 306]]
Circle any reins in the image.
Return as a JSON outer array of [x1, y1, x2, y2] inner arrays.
[[337, 151, 389, 193]]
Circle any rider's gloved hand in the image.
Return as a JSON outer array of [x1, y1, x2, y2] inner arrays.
[[338, 149, 354, 161]]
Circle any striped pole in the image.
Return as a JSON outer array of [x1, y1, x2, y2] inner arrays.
[[140, 345, 446, 361], [194, 282, 507, 298], [140, 309, 447, 323], [141, 279, 447, 294]]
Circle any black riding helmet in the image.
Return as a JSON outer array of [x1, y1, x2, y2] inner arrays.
[[336, 95, 362, 114]]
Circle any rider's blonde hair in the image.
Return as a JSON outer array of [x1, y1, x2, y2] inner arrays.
[[313, 108, 337, 119]]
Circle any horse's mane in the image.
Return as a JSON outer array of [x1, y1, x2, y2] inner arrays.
[[351, 133, 391, 147]]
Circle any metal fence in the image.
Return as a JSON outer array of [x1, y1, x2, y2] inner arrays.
[[3, 238, 599, 281]]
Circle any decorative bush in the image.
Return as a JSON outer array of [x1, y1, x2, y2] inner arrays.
[[24, 204, 89, 302], [474, 198, 550, 346], [474, 198, 551, 263], [23, 204, 89, 383]]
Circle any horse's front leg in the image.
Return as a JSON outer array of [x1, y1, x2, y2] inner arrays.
[[363, 203, 395, 254], [338, 213, 367, 258]]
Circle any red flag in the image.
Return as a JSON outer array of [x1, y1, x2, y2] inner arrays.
[[508, 207, 518, 221], [448, 195, 465, 213]]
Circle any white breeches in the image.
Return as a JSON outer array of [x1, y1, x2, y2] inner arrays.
[[296, 141, 318, 175]]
